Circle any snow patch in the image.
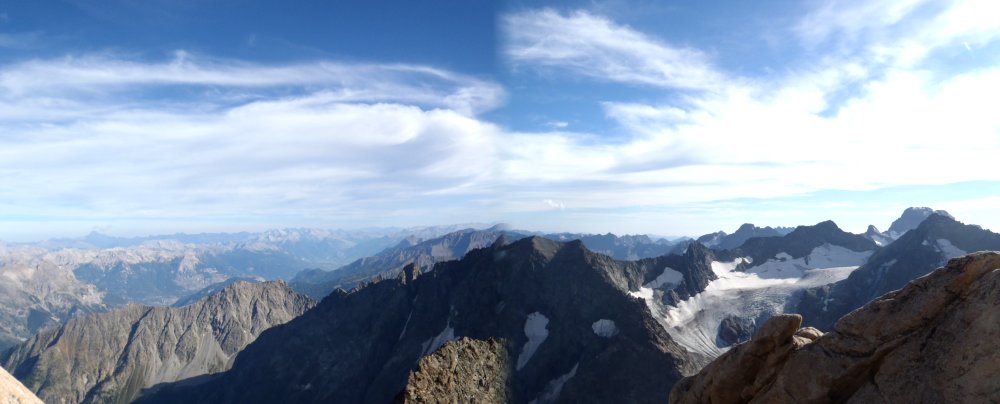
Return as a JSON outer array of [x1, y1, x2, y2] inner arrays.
[[421, 322, 456, 356], [529, 363, 579, 404], [517, 312, 549, 370], [646, 267, 683, 289], [629, 266, 683, 299], [591, 319, 618, 338], [936, 239, 967, 260]]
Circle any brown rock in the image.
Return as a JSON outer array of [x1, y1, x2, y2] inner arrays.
[[0, 366, 42, 404], [397, 337, 511, 404], [670, 252, 1000, 404]]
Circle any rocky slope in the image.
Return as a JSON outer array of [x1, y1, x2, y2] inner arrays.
[[1, 281, 313, 404], [0, 366, 41, 404], [0, 245, 108, 351], [290, 227, 522, 298], [395, 337, 511, 403], [798, 214, 1000, 330], [146, 237, 703, 403], [671, 252, 1000, 404]]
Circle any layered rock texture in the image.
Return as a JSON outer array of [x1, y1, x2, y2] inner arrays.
[[148, 237, 703, 403], [395, 338, 511, 403], [671, 252, 1000, 404], [1, 281, 313, 404], [0, 366, 41, 404]]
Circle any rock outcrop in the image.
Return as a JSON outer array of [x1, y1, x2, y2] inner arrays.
[[0, 366, 41, 404], [395, 338, 511, 403], [671, 252, 1000, 404], [1, 281, 313, 404]]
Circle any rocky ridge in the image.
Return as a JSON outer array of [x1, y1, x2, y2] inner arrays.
[[671, 252, 1000, 403], [1, 281, 313, 404], [146, 237, 703, 404]]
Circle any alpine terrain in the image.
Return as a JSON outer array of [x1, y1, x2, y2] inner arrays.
[[1, 281, 313, 404]]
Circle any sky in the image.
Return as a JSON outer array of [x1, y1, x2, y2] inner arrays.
[[1, 0, 999, 241]]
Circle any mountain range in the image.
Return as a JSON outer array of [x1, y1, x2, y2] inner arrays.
[[2, 207, 999, 403]]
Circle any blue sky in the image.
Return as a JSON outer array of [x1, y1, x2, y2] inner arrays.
[[1, 0, 999, 241]]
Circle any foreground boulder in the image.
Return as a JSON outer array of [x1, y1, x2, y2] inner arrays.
[[396, 337, 511, 403], [671, 252, 1000, 403], [0, 366, 41, 404]]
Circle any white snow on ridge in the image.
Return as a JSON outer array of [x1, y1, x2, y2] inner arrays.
[[517, 312, 550, 370], [639, 244, 872, 358], [936, 239, 966, 260], [647, 267, 684, 289], [747, 244, 871, 280], [591, 319, 618, 338], [628, 267, 683, 300]]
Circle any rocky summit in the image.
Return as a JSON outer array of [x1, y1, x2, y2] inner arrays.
[[671, 252, 1000, 404], [1, 281, 313, 404], [147, 236, 704, 404]]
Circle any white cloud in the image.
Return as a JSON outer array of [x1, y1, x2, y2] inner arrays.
[[4, 2, 1000, 239], [543, 199, 566, 210], [491, 4, 1000, 233], [502, 9, 726, 91], [0, 53, 505, 234], [0, 52, 505, 115]]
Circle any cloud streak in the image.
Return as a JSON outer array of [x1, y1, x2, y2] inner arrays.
[[502, 9, 727, 91]]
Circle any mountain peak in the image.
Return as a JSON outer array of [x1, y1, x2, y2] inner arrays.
[[887, 207, 954, 237]]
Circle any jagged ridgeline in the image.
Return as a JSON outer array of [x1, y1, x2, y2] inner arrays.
[[144, 237, 718, 404], [1, 281, 313, 404]]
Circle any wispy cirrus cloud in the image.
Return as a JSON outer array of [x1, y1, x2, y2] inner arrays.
[[0, 52, 506, 237], [502, 9, 727, 91], [0, 51, 505, 115]]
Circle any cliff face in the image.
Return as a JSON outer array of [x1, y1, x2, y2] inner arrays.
[[1, 281, 313, 404], [0, 366, 41, 404], [671, 252, 1000, 404]]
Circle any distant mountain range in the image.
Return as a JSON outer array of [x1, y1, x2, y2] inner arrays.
[[0, 225, 493, 351], [4, 208, 1000, 403]]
